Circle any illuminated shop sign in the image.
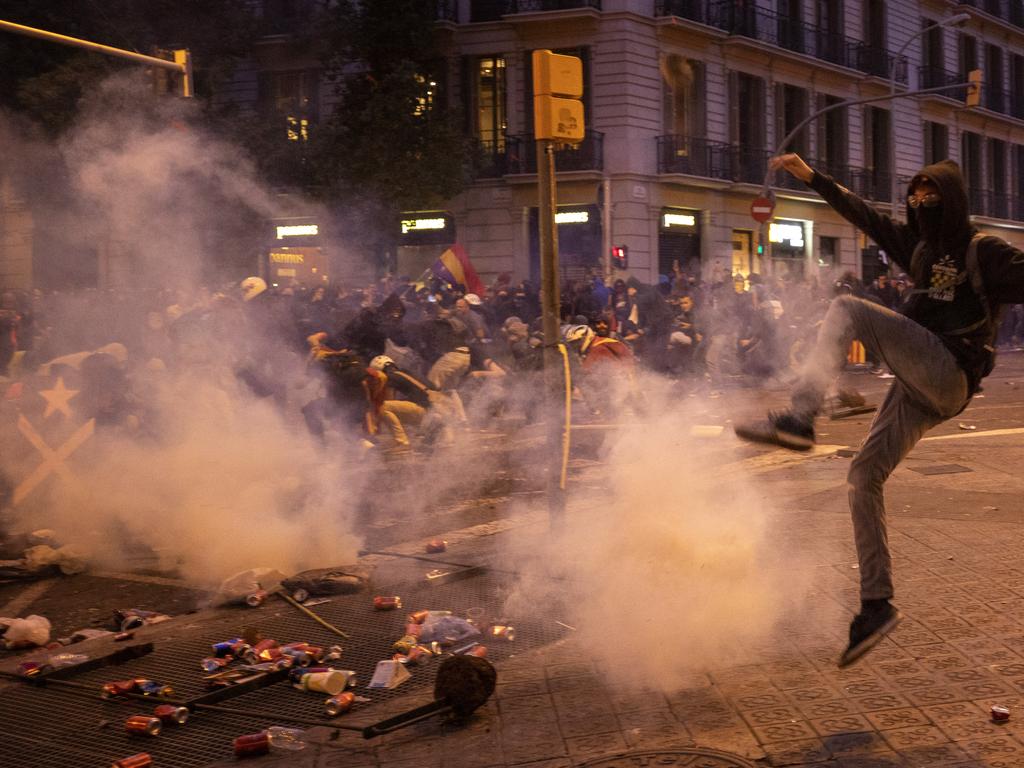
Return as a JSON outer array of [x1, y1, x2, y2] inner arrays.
[[769, 221, 805, 248], [401, 217, 446, 234], [555, 210, 589, 224], [276, 224, 319, 239], [661, 209, 698, 229], [270, 251, 305, 264], [399, 212, 455, 244]]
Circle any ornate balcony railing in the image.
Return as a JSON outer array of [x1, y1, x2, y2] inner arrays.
[[473, 139, 508, 178], [505, 130, 604, 173], [918, 65, 963, 92], [656, 135, 769, 183], [470, 0, 599, 20]]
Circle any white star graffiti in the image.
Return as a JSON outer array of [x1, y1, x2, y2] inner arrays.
[[39, 376, 78, 420]]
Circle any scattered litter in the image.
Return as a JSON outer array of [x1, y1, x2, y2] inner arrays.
[[125, 715, 162, 737], [291, 588, 309, 604], [425, 569, 450, 580], [489, 625, 515, 641], [112, 753, 152, 768], [325, 692, 355, 716], [425, 539, 447, 554], [245, 590, 268, 607], [294, 669, 354, 695], [2, 614, 51, 648], [234, 732, 271, 757], [60, 628, 115, 645], [957, 423, 977, 431], [16, 660, 51, 677], [836, 448, 858, 458], [153, 705, 189, 725], [303, 597, 332, 608], [992, 705, 1011, 723], [211, 568, 286, 607], [114, 609, 170, 632], [373, 596, 402, 610], [368, 659, 411, 689], [48, 652, 88, 669], [281, 564, 371, 596]]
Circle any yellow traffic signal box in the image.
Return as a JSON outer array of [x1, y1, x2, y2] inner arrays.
[[532, 49, 585, 143], [966, 68, 982, 107]]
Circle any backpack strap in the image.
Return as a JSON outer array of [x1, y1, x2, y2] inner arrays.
[[965, 232, 1004, 346]]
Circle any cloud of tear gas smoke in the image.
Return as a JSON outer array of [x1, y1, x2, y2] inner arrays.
[[503, 373, 840, 690], [1, 73, 364, 584]]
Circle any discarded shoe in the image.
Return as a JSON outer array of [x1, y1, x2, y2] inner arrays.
[[839, 600, 903, 668], [734, 410, 815, 451]]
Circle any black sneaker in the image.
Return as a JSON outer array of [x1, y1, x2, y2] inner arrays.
[[838, 601, 903, 668], [734, 410, 815, 451]]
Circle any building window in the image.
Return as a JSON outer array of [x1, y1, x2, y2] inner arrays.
[[259, 70, 319, 141], [985, 44, 1005, 112], [959, 33, 978, 79], [818, 236, 838, 268], [660, 55, 704, 138], [864, 106, 891, 200], [732, 72, 765, 149], [989, 138, 1008, 218], [962, 130, 983, 214], [922, 18, 943, 68], [818, 94, 847, 175], [475, 56, 506, 151], [864, 0, 887, 51], [777, 84, 809, 156], [1014, 145, 1024, 220], [923, 122, 948, 165]]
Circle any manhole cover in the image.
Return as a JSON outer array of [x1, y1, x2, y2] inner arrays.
[[576, 749, 758, 768]]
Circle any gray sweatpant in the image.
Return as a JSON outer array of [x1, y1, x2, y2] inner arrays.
[[792, 295, 969, 601]]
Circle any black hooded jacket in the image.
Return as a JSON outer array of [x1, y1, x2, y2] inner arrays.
[[808, 160, 1024, 393]]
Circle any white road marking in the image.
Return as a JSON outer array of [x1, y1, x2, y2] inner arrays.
[[0, 578, 55, 617], [922, 427, 1024, 443]]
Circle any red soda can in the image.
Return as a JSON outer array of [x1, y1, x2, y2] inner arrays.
[[233, 731, 270, 757], [259, 647, 284, 662], [16, 661, 48, 677], [408, 609, 430, 624], [111, 754, 152, 768], [992, 705, 1011, 722], [425, 539, 447, 553], [252, 638, 278, 654], [125, 715, 162, 736], [490, 625, 515, 641], [246, 589, 268, 607], [467, 645, 488, 658], [325, 691, 355, 716], [374, 595, 402, 610], [102, 680, 137, 699], [153, 704, 189, 725]]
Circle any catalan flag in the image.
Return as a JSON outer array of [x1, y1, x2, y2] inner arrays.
[[431, 244, 485, 296]]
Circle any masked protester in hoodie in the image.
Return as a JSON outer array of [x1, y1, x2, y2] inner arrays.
[[736, 153, 1024, 668]]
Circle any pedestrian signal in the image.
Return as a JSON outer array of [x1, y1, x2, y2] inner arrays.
[[966, 69, 982, 108], [611, 245, 628, 270]]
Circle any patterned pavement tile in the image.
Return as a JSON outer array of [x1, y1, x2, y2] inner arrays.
[[607, 689, 669, 713], [796, 698, 860, 719], [880, 724, 951, 751], [739, 705, 803, 727], [785, 684, 843, 704], [556, 712, 620, 739], [839, 679, 891, 698], [954, 733, 1024, 768], [960, 679, 1015, 699], [822, 729, 891, 756], [551, 688, 614, 715], [863, 707, 932, 731], [562, 730, 628, 758], [851, 692, 914, 712], [543, 661, 594, 680], [749, 719, 817, 743], [903, 685, 968, 707], [833, 750, 906, 767], [807, 713, 874, 738], [893, 741, 971, 766], [759, 737, 829, 766], [936, 716, 1011, 741], [918, 654, 971, 673], [497, 679, 548, 699]]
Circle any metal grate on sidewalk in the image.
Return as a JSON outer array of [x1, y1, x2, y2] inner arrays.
[[0, 571, 566, 767]]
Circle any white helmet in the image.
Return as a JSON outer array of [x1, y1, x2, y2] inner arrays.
[[369, 355, 394, 371], [563, 324, 595, 353], [240, 276, 267, 302]]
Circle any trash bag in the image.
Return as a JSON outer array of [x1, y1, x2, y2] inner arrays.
[[2, 614, 51, 648], [211, 568, 287, 606], [281, 564, 372, 596], [418, 615, 479, 645]]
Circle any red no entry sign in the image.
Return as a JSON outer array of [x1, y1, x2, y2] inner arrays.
[[750, 196, 775, 223]]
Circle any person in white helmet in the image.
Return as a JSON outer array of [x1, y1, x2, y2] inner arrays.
[[367, 354, 452, 454]]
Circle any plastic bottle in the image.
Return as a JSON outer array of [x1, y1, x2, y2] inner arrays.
[[266, 726, 306, 751]]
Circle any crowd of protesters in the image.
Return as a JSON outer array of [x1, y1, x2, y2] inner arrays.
[[2, 265, 1024, 455]]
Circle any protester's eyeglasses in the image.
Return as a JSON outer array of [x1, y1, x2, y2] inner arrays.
[[907, 193, 941, 208]]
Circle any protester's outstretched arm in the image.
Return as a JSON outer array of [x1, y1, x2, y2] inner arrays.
[[770, 154, 916, 270]]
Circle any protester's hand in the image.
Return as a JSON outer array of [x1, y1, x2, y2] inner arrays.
[[769, 154, 814, 184]]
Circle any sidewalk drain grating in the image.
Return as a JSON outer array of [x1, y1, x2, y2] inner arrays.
[[576, 749, 759, 767], [0, 571, 567, 767]]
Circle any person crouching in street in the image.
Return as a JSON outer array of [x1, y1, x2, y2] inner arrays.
[[736, 153, 1024, 667], [368, 355, 452, 455]]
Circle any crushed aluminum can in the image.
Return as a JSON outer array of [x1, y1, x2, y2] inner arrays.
[[136, 680, 174, 697], [16, 661, 50, 677], [425, 538, 447, 554], [374, 595, 402, 610], [467, 645, 488, 658], [490, 625, 515, 641], [245, 589, 268, 607], [233, 731, 270, 757], [212, 638, 246, 657], [395, 645, 426, 666], [125, 715, 162, 737], [201, 656, 231, 672], [322, 645, 343, 662], [325, 691, 355, 717], [111, 754, 152, 768], [153, 704, 189, 725], [291, 588, 310, 603], [392, 634, 418, 654], [116, 609, 160, 633], [102, 680, 138, 699], [992, 705, 1011, 723]]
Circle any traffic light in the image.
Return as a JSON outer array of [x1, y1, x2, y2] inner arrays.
[[532, 50, 584, 143], [611, 245, 628, 270], [151, 48, 194, 98], [966, 68, 982, 108], [756, 243, 765, 256]]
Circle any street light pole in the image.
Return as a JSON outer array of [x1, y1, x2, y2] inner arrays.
[[887, 12, 970, 220]]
